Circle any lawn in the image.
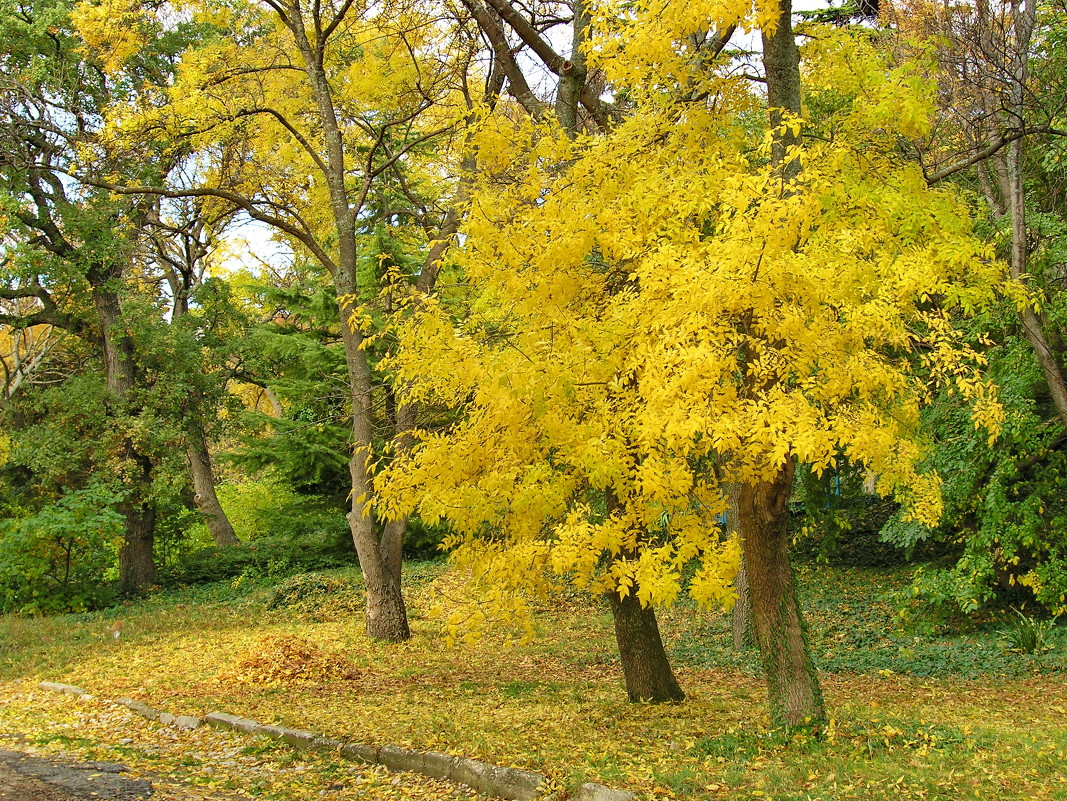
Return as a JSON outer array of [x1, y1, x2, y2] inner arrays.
[[1, 561, 1065, 801]]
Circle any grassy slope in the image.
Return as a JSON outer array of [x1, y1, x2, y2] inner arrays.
[[0, 562, 1065, 801]]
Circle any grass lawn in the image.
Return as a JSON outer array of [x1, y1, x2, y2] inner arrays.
[[1, 561, 1065, 800]]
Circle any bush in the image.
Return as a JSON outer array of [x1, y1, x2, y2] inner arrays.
[[160, 531, 355, 587], [0, 484, 124, 614]]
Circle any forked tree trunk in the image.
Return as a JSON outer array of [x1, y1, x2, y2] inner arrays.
[[607, 588, 686, 703], [187, 419, 240, 547], [738, 461, 825, 729]]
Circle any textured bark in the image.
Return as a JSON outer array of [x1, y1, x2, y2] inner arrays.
[[337, 266, 411, 643], [761, 0, 802, 185], [607, 589, 686, 703], [738, 462, 825, 729], [187, 420, 240, 547], [90, 273, 158, 593], [554, 0, 589, 137], [117, 491, 157, 595]]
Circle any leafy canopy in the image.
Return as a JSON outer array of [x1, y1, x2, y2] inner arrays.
[[378, 11, 1005, 637]]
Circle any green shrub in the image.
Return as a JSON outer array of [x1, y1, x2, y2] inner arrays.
[[0, 484, 124, 614], [160, 530, 355, 588], [1004, 607, 1057, 654], [266, 572, 365, 620]]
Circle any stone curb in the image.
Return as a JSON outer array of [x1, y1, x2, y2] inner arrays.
[[113, 697, 201, 730], [206, 711, 546, 800], [37, 681, 91, 699], [40, 681, 635, 800]]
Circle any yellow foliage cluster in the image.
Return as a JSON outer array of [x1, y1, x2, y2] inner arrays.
[[378, 22, 1005, 638]]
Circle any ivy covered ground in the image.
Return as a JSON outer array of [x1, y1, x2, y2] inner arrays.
[[1, 562, 1065, 801]]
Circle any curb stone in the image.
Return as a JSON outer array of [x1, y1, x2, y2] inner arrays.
[[575, 782, 638, 801], [40, 680, 633, 800]]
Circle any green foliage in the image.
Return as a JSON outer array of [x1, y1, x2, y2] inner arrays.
[[213, 475, 348, 542], [0, 483, 124, 613], [790, 465, 907, 568], [670, 565, 1067, 679], [160, 532, 354, 588], [1003, 607, 1057, 654], [881, 302, 1067, 617], [266, 572, 365, 620]]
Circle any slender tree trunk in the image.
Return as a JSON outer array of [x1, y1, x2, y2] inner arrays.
[[738, 461, 825, 728], [337, 267, 411, 642], [725, 482, 754, 650], [186, 419, 240, 546], [1000, 1, 1067, 425], [287, 6, 412, 641], [607, 588, 686, 703]]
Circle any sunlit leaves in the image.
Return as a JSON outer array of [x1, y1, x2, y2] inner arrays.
[[379, 24, 1004, 640]]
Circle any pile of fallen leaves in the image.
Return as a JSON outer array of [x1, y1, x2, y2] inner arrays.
[[218, 634, 359, 687]]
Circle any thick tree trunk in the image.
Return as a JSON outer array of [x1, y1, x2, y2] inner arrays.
[[738, 461, 825, 729], [607, 589, 686, 702], [118, 455, 158, 594], [91, 273, 159, 594], [186, 419, 240, 546]]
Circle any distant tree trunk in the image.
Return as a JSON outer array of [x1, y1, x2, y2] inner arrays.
[[726, 483, 754, 651], [607, 587, 686, 703], [738, 461, 825, 729], [186, 419, 240, 547]]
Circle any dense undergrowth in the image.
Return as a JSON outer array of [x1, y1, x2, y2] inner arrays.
[[1, 561, 1065, 801]]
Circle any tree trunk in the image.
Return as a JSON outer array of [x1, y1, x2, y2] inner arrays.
[[118, 457, 158, 594], [732, 561, 754, 652], [337, 268, 411, 642], [726, 483, 754, 650], [1001, 2, 1067, 425], [607, 588, 686, 702], [90, 271, 159, 594], [738, 461, 825, 729], [186, 419, 240, 546]]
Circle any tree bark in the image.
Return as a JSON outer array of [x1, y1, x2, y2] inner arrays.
[[725, 482, 754, 650], [1000, 1, 1067, 425], [186, 419, 240, 546], [117, 479, 157, 595], [607, 587, 686, 703], [337, 267, 411, 642], [738, 461, 825, 729], [90, 271, 158, 593]]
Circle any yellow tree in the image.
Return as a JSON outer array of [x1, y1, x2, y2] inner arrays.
[[380, 5, 1005, 725], [79, 0, 472, 640]]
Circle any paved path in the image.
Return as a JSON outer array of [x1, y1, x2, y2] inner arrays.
[[0, 749, 152, 801]]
